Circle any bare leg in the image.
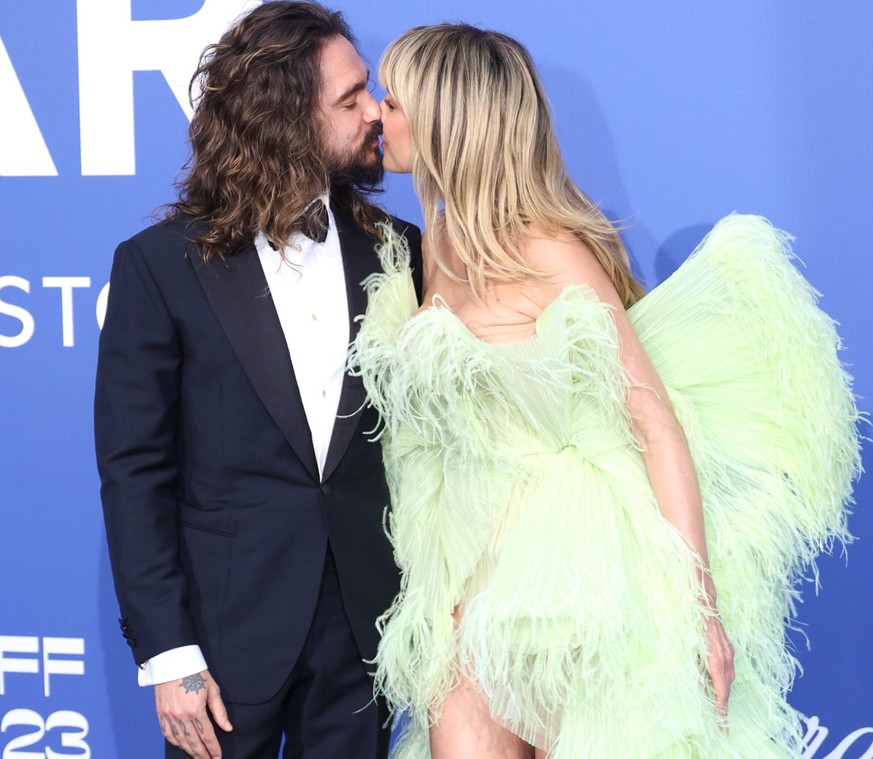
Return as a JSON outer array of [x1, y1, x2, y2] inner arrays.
[[429, 673, 533, 759]]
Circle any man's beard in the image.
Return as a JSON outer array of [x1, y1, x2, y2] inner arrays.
[[327, 122, 385, 191]]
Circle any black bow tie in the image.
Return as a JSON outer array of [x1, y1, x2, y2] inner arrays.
[[300, 199, 329, 243]]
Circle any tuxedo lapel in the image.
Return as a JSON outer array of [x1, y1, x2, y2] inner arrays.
[[321, 203, 376, 482], [191, 243, 320, 482]]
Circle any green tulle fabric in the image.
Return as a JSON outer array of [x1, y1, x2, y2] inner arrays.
[[348, 215, 861, 758]]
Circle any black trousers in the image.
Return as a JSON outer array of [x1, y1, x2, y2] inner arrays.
[[166, 547, 390, 759]]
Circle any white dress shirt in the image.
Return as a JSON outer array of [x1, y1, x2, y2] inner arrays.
[[138, 195, 349, 686], [255, 198, 349, 478]]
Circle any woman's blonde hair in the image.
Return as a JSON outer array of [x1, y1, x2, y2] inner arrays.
[[379, 24, 644, 305]]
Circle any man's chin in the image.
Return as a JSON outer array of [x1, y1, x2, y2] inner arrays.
[[332, 156, 384, 189]]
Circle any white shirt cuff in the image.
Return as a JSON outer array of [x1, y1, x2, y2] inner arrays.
[[137, 645, 207, 686]]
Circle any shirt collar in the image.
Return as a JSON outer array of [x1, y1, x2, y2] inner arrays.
[[254, 193, 338, 270]]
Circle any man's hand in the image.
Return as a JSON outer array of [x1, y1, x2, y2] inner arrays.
[[155, 670, 232, 759]]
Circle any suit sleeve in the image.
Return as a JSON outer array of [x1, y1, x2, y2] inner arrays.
[[94, 238, 198, 665]]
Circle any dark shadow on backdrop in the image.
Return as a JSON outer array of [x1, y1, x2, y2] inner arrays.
[[653, 223, 714, 285]]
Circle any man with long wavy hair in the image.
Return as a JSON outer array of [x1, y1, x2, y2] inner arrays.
[[94, 3, 421, 758]]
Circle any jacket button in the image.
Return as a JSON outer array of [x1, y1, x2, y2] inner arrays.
[[321, 484, 332, 496]]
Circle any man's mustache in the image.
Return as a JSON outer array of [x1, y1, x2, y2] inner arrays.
[[367, 121, 384, 140]]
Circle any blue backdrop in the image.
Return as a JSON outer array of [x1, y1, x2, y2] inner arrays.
[[1, 2, 870, 756]]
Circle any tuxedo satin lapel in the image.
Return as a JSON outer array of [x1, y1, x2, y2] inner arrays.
[[322, 203, 376, 482], [191, 244, 320, 482]]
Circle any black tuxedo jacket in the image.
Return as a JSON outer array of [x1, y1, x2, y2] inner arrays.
[[95, 203, 421, 703]]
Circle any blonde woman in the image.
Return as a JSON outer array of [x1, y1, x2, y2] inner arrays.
[[351, 23, 859, 759]]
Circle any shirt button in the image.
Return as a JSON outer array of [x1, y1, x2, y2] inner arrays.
[[311, 313, 317, 321]]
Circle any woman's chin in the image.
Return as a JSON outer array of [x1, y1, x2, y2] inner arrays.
[[383, 156, 412, 175]]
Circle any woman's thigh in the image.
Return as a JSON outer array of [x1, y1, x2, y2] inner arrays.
[[429, 673, 533, 759]]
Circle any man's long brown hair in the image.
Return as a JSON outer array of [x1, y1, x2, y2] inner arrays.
[[168, 1, 385, 260]]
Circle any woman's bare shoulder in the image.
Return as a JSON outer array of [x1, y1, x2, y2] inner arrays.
[[523, 226, 613, 295]]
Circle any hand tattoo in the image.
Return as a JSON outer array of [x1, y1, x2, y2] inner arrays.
[[194, 718, 205, 734], [180, 673, 206, 694], [177, 719, 191, 738], [170, 723, 180, 738]]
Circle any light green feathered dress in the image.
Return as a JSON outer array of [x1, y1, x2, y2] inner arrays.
[[349, 215, 861, 758]]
